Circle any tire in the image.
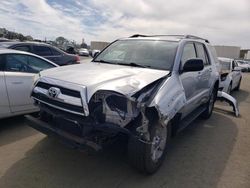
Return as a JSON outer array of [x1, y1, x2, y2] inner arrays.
[[227, 83, 232, 94], [200, 88, 217, 119], [128, 120, 171, 174], [235, 78, 241, 91]]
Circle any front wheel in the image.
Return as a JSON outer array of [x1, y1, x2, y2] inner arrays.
[[200, 88, 217, 119], [128, 121, 171, 174]]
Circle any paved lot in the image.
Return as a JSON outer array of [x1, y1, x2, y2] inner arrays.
[[0, 74, 250, 188]]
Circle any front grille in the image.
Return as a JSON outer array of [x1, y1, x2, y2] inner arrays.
[[32, 92, 84, 114], [32, 81, 87, 116], [36, 82, 81, 98]]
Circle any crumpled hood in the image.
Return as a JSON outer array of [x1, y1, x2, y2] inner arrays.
[[40, 62, 170, 100]]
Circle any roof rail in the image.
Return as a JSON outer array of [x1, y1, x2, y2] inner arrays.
[[129, 34, 209, 43], [184, 35, 210, 43]]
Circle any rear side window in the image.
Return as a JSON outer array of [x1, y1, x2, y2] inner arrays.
[[196, 43, 210, 66], [181, 43, 196, 67], [13, 45, 31, 52], [50, 47, 62, 56], [33, 45, 53, 56]]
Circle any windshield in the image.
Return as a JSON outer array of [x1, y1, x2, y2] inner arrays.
[[93, 40, 178, 70], [219, 60, 231, 70]]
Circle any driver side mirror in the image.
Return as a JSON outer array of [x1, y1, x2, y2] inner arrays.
[[182, 58, 204, 72]]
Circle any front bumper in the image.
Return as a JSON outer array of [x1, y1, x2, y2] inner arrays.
[[25, 114, 130, 151]]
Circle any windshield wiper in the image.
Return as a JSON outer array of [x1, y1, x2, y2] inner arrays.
[[93, 59, 114, 64], [117, 62, 150, 68], [94, 60, 151, 68]]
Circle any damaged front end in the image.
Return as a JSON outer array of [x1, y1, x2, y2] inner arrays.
[[26, 76, 168, 151]]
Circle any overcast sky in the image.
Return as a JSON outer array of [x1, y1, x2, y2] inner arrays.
[[1, 0, 250, 48]]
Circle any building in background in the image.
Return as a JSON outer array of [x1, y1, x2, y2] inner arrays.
[[214, 45, 241, 59], [240, 49, 250, 59], [90, 41, 110, 50]]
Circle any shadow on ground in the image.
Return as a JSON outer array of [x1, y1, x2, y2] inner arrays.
[[0, 116, 38, 147], [0, 112, 237, 188]]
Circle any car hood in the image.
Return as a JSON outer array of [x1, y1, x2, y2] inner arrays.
[[40, 62, 170, 100]]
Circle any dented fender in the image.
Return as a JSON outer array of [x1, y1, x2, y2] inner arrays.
[[148, 74, 186, 125]]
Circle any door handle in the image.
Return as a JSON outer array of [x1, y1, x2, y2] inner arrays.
[[12, 81, 23, 84], [208, 68, 212, 72]]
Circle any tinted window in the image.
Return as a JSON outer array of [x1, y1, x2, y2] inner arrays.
[[196, 43, 210, 65], [5, 54, 55, 73], [0, 55, 4, 71], [28, 56, 55, 72], [13, 45, 31, 52], [5, 54, 29, 73], [51, 47, 62, 56], [94, 40, 178, 70], [33, 45, 53, 56], [181, 43, 196, 67]]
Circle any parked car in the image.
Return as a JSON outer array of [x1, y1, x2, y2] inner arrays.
[[218, 57, 242, 94], [0, 49, 58, 119], [0, 41, 80, 66], [27, 34, 220, 174], [78, 48, 89, 56], [235, 60, 250, 72]]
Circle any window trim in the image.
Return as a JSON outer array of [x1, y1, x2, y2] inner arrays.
[[194, 42, 211, 66], [179, 42, 197, 72]]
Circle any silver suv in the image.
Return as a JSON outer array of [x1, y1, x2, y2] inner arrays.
[[27, 35, 220, 174]]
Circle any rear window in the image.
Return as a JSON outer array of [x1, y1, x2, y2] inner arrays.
[[33, 45, 53, 56]]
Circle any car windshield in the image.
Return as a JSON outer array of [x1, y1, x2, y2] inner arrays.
[[219, 60, 231, 70], [93, 40, 178, 70]]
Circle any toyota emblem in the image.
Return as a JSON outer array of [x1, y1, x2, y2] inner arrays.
[[48, 87, 61, 98]]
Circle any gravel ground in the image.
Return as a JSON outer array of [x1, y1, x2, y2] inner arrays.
[[0, 74, 250, 188]]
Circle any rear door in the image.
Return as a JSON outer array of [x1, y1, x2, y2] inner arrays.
[[0, 55, 11, 118]]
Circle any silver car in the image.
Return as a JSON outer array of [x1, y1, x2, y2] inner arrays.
[[218, 57, 242, 93], [0, 49, 58, 119], [28, 35, 221, 174]]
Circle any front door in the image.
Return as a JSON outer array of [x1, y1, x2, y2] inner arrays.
[[3, 54, 37, 112], [180, 42, 202, 117]]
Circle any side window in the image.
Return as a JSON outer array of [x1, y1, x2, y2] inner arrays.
[[0, 55, 4, 71], [33, 45, 53, 56], [5, 54, 29, 73], [51, 47, 62, 56], [13, 45, 31, 52], [181, 43, 196, 67], [196, 43, 210, 66], [27, 56, 55, 72], [4, 54, 55, 73]]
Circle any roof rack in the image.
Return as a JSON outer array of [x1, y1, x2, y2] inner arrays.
[[129, 34, 210, 43]]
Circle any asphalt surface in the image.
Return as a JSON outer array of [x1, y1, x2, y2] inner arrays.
[[0, 74, 250, 188]]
